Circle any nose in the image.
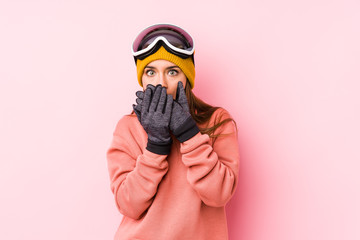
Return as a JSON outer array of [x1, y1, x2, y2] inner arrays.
[[158, 73, 168, 88]]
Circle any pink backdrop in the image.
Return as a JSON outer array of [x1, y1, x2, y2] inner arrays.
[[1, 0, 359, 239]]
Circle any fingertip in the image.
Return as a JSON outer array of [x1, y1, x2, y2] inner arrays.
[[153, 85, 163, 96], [146, 84, 156, 94], [145, 86, 152, 95], [143, 87, 153, 103], [136, 91, 143, 97], [155, 84, 162, 92], [161, 86, 167, 94]]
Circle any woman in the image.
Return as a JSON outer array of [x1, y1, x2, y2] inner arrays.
[[106, 23, 240, 240]]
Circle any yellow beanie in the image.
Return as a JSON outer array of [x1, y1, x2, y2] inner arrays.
[[136, 46, 195, 89]]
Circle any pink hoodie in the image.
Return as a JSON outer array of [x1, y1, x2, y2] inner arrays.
[[106, 108, 240, 240]]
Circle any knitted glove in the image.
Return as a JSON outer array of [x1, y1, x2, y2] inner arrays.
[[133, 84, 173, 155], [133, 91, 142, 122], [133, 84, 155, 122], [170, 81, 200, 142]]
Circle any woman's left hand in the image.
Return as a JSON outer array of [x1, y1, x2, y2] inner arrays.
[[169, 81, 199, 142]]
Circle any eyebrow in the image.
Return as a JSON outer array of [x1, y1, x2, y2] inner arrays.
[[145, 65, 180, 70]]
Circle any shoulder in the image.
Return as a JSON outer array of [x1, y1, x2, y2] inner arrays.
[[207, 107, 233, 126], [212, 107, 232, 120], [206, 107, 237, 135], [112, 113, 141, 136]]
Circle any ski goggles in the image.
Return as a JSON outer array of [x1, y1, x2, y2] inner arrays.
[[132, 23, 195, 61]]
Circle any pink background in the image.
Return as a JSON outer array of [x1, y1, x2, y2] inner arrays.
[[1, 0, 359, 239]]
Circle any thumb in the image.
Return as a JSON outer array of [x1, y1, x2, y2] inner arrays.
[[176, 81, 187, 105], [176, 81, 189, 112]]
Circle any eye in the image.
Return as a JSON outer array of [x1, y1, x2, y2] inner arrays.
[[146, 70, 155, 76], [168, 69, 178, 76]]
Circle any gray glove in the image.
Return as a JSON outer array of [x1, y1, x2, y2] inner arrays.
[[133, 84, 155, 122], [169, 81, 200, 142], [133, 84, 173, 155], [133, 91, 142, 122]]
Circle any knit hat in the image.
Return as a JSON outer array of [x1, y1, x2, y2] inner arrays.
[[136, 46, 196, 89]]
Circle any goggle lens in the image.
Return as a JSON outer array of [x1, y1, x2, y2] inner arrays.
[[132, 24, 195, 60], [137, 29, 191, 51]]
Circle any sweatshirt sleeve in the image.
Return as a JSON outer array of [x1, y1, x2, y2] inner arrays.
[[180, 108, 240, 207], [106, 116, 169, 220]]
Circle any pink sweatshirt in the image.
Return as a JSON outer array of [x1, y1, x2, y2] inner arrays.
[[106, 108, 240, 240]]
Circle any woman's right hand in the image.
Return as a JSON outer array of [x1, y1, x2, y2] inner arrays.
[[133, 84, 173, 155]]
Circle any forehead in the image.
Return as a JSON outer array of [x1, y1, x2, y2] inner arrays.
[[146, 59, 179, 68]]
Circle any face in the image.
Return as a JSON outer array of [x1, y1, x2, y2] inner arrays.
[[142, 59, 187, 99]]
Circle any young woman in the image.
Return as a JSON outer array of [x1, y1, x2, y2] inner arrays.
[[106, 23, 240, 240]]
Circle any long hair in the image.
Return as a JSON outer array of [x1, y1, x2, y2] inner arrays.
[[184, 80, 237, 144], [130, 80, 237, 144]]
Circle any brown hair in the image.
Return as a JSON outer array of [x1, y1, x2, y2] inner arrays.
[[130, 80, 237, 144]]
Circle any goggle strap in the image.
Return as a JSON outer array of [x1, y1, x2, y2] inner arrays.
[[134, 41, 195, 62], [133, 36, 194, 57], [133, 54, 195, 66]]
